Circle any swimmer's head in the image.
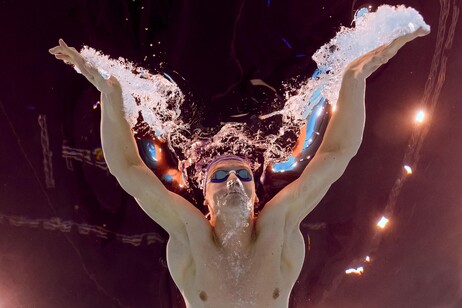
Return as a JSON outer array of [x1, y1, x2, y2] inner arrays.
[[203, 155, 258, 218], [203, 155, 250, 193]]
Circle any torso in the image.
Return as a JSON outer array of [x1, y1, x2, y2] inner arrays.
[[166, 204, 306, 308]]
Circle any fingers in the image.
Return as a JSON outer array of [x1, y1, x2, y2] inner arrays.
[[374, 29, 422, 62], [415, 26, 431, 37], [48, 46, 61, 54], [49, 39, 118, 93], [51, 47, 76, 66], [49, 39, 69, 54], [58, 38, 67, 48], [50, 40, 87, 70], [54, 53, 72, 63], [49, 39, 96, 81], [390, 26, 429, 48], [359, 27, 428, 78], [49, 39, 78, 60]]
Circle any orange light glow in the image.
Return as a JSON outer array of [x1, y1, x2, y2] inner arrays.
[[345, 267, 364, 275], [404, 165, 413, 174], [377, 216, 389, 229], [290, 123, 307, 157], [415, 110, 425, 123], [165, 168, 187, 188]]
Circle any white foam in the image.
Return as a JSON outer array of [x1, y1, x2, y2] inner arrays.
[[79, 5, 429, 189], [283, 5, 430, 123], [80, 48, 186, 138]]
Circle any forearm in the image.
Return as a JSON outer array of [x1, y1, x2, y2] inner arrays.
[[318, 71, 365, 154], [100, 91, 143, 173]]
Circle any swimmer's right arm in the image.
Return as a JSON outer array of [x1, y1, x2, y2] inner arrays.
[[49, 39, 208, 240]]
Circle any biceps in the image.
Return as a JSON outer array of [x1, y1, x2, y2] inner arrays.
[[287, 150, 354, 224], [114, 163, 166, 201], [113, 164, 184, 233]]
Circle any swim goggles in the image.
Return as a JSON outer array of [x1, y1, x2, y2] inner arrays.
[[209, 169, 253, 183]]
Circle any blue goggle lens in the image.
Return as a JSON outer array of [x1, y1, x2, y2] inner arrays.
[[210, 169, 252, 183]]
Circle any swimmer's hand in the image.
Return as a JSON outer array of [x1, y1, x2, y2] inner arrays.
[[49, 39, 121, 94], [344, 27, 430, 79]]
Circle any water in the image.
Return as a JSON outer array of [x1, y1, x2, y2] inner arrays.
[[80, 5, 430, 191], [214, 178, 253, 245], [205, 177, 256, 306]]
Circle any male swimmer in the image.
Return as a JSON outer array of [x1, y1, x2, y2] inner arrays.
[[49, 26, 428, 307]]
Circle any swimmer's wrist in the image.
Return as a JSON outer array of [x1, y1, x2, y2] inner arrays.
[[98, 76, 122, 96], [104, 86, 122, 99], [342, 69, 364, 82]]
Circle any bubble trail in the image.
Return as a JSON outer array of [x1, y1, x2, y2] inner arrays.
[[0, 101, 131, 308], [0, 213, 165, 247], [38, 114, 55, 188], [320, 1, 458, 304]]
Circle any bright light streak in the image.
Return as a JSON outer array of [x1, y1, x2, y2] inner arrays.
[[332, 104, 337, 112], [377, 216, 389, 229], [316, 107, 324, 117], [415, 110, 425, 123], [365, 256, 371, 262], [282, 38, 293, 49], [345, 266, 364, 275], [404, 165, 413, 174]]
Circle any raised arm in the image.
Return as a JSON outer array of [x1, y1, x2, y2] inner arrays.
[[262, 28, 429, 228], [49, 39, 207, 239]]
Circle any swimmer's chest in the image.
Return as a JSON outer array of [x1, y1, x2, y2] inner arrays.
[[166, 224, 305, 307]]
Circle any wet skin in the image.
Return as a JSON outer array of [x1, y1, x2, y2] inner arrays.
[[49, 28, 429, 307]]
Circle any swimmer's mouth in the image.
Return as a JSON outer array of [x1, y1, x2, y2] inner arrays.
[[225, 190, 245, 197], [226, 191, 241, 195]]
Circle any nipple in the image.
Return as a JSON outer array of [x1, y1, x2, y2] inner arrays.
[[199, 291, 208, 301]]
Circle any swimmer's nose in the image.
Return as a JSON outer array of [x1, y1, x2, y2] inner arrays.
[[226, 173, 240, 187]]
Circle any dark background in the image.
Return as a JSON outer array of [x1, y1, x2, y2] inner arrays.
[[1, 0, 461, 307]]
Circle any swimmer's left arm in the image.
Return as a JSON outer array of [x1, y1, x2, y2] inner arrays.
[[263, 73, 363, 229], [262, 28, 429, 229]]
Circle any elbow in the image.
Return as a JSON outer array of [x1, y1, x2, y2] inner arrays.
[[106, 160, 133, 178], [319, 141, 361, 158], [343, 143, 360, 158], [338, 135, 363, 158]]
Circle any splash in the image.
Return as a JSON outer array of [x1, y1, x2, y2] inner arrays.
[[210, 178, 255, 299], [215, 178, 253, 245], [80, 5, 429, 190]]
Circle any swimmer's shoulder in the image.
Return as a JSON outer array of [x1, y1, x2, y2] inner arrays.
[[165, 192, 211, 243]]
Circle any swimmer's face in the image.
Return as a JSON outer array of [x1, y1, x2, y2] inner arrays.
[[204, 159, 257, 211]]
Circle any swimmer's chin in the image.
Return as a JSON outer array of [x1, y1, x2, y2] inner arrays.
[[225, 191, 247, 198], [222, 192, 250, 204]]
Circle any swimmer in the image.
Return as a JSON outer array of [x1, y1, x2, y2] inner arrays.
[[49, 27, 428, 307]]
